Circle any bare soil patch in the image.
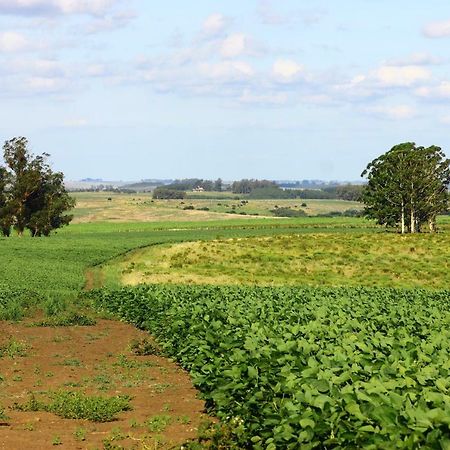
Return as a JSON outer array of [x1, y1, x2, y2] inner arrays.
[[0, 319, 209, 449]]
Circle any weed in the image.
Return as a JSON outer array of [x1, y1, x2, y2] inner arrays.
[[145, 414, 171, 433], [73, 427, 87, 441], [52, 435, 62, 446], [59, 358, 82, 367], [15, 391, 132, 422], [129, 338, 162, 356], [0, 338, 29, 357], [0, 406, 9, 422], [31, 312, 96, 327]]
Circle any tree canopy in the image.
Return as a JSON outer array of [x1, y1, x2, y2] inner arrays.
[[0, 137, 75, 237], [361, 142, 450, 233]]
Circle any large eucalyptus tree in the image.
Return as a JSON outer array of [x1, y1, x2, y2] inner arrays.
[[361, 142, 450, 233], [0, 137, 75, 237]]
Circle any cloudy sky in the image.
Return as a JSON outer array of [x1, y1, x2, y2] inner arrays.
[[1, 0, 450, 181]]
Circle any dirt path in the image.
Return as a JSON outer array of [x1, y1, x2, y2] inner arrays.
[[0, 319, 209, 449]]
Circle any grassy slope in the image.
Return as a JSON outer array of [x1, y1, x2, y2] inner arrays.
[[112, 231, 449, 289], [0, 217, 374, 299]]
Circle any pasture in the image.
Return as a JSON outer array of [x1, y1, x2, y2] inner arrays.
[[72, 192, 363, 223], [106, 231, 450, 289]]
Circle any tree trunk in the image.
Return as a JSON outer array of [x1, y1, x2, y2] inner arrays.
[[429, 217, 436, 233], [410, 207, 416, 233], [401, 202, 405, 234]]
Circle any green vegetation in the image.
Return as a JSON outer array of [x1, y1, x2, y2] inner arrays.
[[31, 312, 96, 327], [146, 414, 172, 433], [0, 338, 29, 358], [0, 137, 74, 237], [0, 217, 375, 305], [107, 231, 450, 289], [362, 142, 450, 233], [152, 187, 187, 199], [91, 284, 450, 449], [15, 391, 132, 422]]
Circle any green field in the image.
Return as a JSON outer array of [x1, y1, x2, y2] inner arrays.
[[91, 284, 450, 449], [105, 230, 450, 289], [0, 216, 375, 302]]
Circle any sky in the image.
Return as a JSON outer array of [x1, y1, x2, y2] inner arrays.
[[1, 1, 450, 181]]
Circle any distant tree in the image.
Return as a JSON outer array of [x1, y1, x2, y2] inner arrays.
[[213, 178, 223, 192], [232, 179, 277, 194], [324, 184, 364, 201], [361, 142, 450, 233], [0, 137, 75, 237], [152, 187, 187, 199]]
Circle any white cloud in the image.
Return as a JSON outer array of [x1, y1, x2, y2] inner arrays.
[[423, 20, 450, 38], [374, 65, 431, 87], [198, 61, 254, 82], [364, 104, 417, 120], [202, 13, 230, 36], [219, 33, 264, 58], [0, 0, 121, 17], [272, 59, 304, 82], [439, 115, 450, 124], [415, 81, 450, 99], [221, 33, 246, 58], [25, 76, 68, 92], [0, 31, 31, 52]]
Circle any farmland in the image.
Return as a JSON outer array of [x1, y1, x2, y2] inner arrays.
[[91, 284, 450, 449], [1, 193, 450, 448]]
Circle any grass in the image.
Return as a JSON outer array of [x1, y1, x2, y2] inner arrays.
[[0, 216, 378, 309], [15, 391, 132, 422], [71, 191, 364, 222], [108, 231, 450, 289], [0, 339, 29, 358]]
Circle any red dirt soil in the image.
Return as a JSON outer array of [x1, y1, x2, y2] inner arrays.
[[0, 319, 210, 449]]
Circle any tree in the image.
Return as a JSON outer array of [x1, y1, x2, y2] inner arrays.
[[213, 178, 223, 192], [152, 187, 187, 199], [0, 137, 75, 237], [361, 142, 450, 233], [0, 166, 13, 236]]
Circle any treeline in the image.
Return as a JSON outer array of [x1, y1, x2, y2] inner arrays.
[[152, 177, 364, 201], [247, 184, 363, 201], [163, 178, 223, 192]]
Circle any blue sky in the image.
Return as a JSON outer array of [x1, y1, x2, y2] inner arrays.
[[1, 0, 450, 181]]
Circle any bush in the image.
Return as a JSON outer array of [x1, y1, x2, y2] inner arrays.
[[271, 207, 307, 217]]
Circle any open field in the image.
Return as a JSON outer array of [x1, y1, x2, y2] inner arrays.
[[0, 217, 378, 305], [71, 192, 363, 223], [106, 231, 450, 289]]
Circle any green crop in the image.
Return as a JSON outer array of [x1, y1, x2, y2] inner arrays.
[[91, 285, 450, 449]]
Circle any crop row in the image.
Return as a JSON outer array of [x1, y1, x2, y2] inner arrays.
[[91, 285, 450, 449]]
